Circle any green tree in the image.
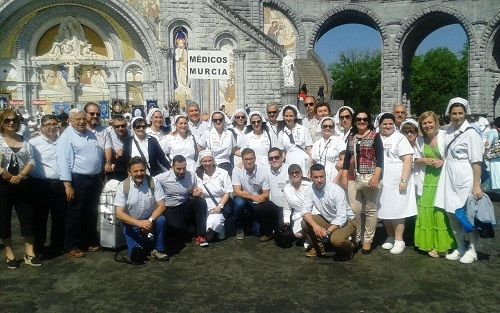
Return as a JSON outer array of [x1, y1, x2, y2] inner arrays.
[[329, 50, 381, 114], [410, 47, 468, 115]]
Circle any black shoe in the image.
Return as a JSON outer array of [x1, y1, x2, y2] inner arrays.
[[24, 254, 42, 267], [6, 258, 19, 269], [361, 248, 372, 255]]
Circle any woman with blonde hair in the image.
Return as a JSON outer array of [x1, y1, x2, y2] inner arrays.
[[414, 111, 456, 258]]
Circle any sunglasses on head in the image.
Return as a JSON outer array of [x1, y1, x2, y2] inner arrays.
[[134, 124, 146, 129], [88, 112, 101, 117], [268, 155, 281, 161], [356, 117, 369, 122], [212, 118, 224, 123]]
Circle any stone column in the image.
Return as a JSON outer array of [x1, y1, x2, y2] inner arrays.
[[381, 34, 400, 112], [160, 47, 173, 103], [234, 49, 246, 110]]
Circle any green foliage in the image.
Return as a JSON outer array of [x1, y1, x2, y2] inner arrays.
[[329, 50, 381, 114], [410, 47, 468, 115]]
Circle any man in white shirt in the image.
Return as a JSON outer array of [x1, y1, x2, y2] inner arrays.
[[301, 163, 357, 260], [186, 102, 209, 142], [30, 114, 66, 257], [393, 104, 408, 130], [231, 148, 273, 241], [84, 102, 113, 174], [114, 157, 168, 263], [266, 102, 280, 137], [155, 155, 209, 247], [267, 147, 288, 231]]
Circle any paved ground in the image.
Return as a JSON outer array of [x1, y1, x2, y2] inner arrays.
[[1, 200, 499, 313]]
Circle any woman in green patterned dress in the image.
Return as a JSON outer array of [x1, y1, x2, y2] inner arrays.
[[414, 111, 456, 257]]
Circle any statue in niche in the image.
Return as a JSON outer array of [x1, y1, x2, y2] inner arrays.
[[35, 16, 105, 60], [282, 51, 295, 87], [173, 27, 191, 107]]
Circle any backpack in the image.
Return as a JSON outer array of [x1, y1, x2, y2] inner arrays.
[[122, 175, 156, 199]]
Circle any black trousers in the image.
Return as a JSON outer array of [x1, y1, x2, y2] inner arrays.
[[32, 177, 67, 254], [0, 178, 34, 239], [164, 197, 207, 236], [65, 173, 101, 251]]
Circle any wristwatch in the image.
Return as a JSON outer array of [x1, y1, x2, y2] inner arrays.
[[400, 178, 408, 183], [148, 217, 154, 222], [217, 204, 224, 209]]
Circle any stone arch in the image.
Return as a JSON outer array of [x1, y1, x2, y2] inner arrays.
[[481, 12, 500, 70], [210, 29, 240, 48], [262, 0, 306, 57], [308, 4, 388, 51], [121, 61, 148, 82], [0, 0, 160, 78], [166, 19, 195, 48], [396, 6, 474, 107]]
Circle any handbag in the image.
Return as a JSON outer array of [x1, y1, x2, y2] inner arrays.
[[274, 224, 295, 249], [352, 136, 378, 190], [485, 130, 500, 160]]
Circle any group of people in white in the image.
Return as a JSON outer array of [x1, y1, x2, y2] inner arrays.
[[0, 95, 494, 267]]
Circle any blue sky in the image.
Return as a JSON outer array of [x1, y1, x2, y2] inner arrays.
[[315, 24, 467, 66]]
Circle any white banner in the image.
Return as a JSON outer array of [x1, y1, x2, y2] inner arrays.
[[188, 50, 230, 80]]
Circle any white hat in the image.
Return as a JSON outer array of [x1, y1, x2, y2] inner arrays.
[[400, 118, 419, 130], [248, 111, 267, 125], [198, 149, 214, 167], [231, 109, 249, 123], [317, 116, 336, 133], [146, 108, 165, 126], [276, 104, 303, 121], [445, 97, 471, 115], [208, 111, 231, 128]]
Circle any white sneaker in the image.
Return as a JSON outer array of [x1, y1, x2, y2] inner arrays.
[[381, 237, 395, 250], [445, 249, 461, 261], [459, 250, 477, 264], [390, 240, 405, 255]]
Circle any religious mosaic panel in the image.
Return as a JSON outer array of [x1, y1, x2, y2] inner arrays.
[[126, 0, 160, 24], [263, 6, 297, 53], [218, 40, 236, 115]]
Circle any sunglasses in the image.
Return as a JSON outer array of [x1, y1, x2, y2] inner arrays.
[[212, 118, 224, 123], [288, 170, 301, 176], [88, 112, 101, 117], [235, 115, 246, 120], [339, 115, 351, 120], [267, 111, 278, 115], [43, 123, 59, 128], [403, 130, 417, 135], [304, 102, 315, 107], [4, 118, 18, 124], [356, 117, 369, 122], [134, 125, 146, 129], [251, 120, 262, 125], [113, 124, 127, 129], [268, 155, 281, 161], [322, 124, 334, 129]]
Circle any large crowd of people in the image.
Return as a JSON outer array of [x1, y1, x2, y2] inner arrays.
[[0, 96, 497, 268]]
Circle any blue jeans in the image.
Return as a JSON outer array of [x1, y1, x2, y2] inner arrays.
[[231, 197, 277, 236], [123, 215, 166, 257]]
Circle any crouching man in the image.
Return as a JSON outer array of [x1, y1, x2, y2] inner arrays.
[[114, 156, 168, 262], [301, 164, 357, 261]]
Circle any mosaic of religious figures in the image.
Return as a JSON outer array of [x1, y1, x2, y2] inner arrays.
[[39, 66, 71, 98], [173, 26, 192, 107], [77, 66, 109, 96], [34, 16, 106, 61], [263, 7, 297, 53], [126, 0, 160, 23], [218, 41, 236, 114]]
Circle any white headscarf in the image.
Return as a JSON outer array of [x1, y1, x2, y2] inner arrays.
[[170, 114, 188, 133], [248, 111, 267, 124], [146, 108, 166, 126], [374, 112, 393, 130], [130, 116, 145, 132], [208, 111, 231, 128], [231, 109, 249, 124], [400, 119, 419, 133], [198, 149, 214, 167], [445, 97, 471, 115], [276, 104, 303, 121], [317, 116, 336, 133]]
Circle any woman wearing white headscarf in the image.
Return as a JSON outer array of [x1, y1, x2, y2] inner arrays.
[[198, 111, 239, 176], [146, 108, 167, 141], [195, 150, 233, 242], [435, 97, 483, 264], [334, 106, 354, 142], [238, 111, 281, 170], [160, 115, 199, 173], [277, 104, 313, 175], [311, 116, 346, 183], [229, 109, 249, 169]]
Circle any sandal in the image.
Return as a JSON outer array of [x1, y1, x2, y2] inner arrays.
[[428, 250, 440, 258]]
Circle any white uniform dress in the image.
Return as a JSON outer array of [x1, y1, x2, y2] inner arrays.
[[283, 180, 312, 234], [199, 128, 237, 166], [378, 131, 417, 219], [278, 124, 313, 175], [146, 127, 167, 142], [160, 133, 198, 173], [196, 167, 233, 233], [435, 121, 483, 213], [238, 129, 280, 170], [311, 135, 346, 183]]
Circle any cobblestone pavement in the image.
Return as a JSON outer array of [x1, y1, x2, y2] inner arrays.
[[1, 201, 498, 313]]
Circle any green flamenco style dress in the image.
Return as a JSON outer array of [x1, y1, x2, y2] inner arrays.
[[414, 144, 457, 253]]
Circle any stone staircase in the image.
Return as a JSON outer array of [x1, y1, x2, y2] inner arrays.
[[294, 51, 330, 100], [204, 0, 285, 57]]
